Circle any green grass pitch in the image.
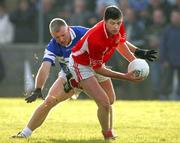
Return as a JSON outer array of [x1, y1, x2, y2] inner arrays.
[[0, 98, 180, 143]]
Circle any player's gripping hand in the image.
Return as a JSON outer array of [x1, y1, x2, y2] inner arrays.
[[25, 88, 44, 103], [64, 73, 79, 93], [135, 49, 158, 62], [125, 70, 144, 83]]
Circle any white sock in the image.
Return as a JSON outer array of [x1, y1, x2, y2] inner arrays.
[[21, 127, 32, 137]]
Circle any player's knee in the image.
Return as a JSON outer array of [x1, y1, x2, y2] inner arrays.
[[42, 96, 58, 109], [98, 100, 111, 112]]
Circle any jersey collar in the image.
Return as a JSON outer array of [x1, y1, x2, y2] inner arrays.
[[65, 27, 76, 47], [103, 21, 109, 39]]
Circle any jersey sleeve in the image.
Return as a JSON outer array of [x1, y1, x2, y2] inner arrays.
[[119, 22, 126, 43], [43, 39, 63, 66], [75, 26, 89, 37], [87, 36, 104, 70]]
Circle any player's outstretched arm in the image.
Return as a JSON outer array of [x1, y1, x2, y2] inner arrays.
[[25, 88, 44, 103], [94, 66, 143, 82], [25, 61, 51, 103], [126, 41, 158, 61], [116, 42, 136, 62], [134, 49, 158, 61]]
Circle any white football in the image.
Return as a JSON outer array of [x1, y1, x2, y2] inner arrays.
[[128, 59, 149, 78]]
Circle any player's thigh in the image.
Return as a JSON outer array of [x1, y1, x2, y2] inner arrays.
[[46, 77, 74, 103], [99, 79, 116, 104], [80, 76, 110, 106]]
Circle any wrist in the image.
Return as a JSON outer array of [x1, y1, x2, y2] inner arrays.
[[134, 49, 145, 57], [117, 73, 127, 80], [35, 88, 41, 91], [135, 48, 142, 53]]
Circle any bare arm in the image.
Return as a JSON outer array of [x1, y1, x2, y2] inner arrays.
[[116, 42, 136, 62], [126, 41, 158, 61], [94, 66, 142, 82], [126, 41, 138, 53], [35, 61, 51, 89]]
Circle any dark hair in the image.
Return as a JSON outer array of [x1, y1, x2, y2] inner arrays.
[[104, 5, 122, 21]]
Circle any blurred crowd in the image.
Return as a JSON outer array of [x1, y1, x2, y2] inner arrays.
[[0, 0, 179, 100]]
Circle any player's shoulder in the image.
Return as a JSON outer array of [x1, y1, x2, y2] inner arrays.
[[47, 38, 63, 52], [88, 21, 105, 40], [47, 38, 58, 47], [70, 26, 89, 33]]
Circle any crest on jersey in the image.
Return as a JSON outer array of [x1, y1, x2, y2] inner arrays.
[[90, 58, 103, 67], [115, 39, 120, 44]]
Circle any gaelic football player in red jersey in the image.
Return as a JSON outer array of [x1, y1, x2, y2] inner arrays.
[[68, 5, 144, 140]]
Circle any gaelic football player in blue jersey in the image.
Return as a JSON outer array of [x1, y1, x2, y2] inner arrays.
[[12, 18, 88, 138]]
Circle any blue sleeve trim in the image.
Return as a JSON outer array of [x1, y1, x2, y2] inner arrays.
[[43, 58, 55, 66]]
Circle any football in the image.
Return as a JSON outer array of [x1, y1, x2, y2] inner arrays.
[[128, 59, 149, 78]]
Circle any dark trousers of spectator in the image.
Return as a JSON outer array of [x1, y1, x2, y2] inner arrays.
[[0, 53, 5, 82], [160, 65, 180, 100], [150, 61, 161, 99]]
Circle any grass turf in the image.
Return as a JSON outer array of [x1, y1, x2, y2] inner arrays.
[[0, 98, 180, 143]]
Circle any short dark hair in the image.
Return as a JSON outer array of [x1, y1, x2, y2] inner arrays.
[[104, 5, 122, 21]]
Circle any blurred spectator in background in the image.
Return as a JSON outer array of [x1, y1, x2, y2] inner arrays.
[[96, 0, 117, 20], [68, 0, 92, 27], [0, 2, 13, 83], [127, 0, 149, 28], [118, 0, 129, 12], [56, 4, 72, 24], [147, 0, 172, 24], [160, 8, 180, 100], [124, 7, 145, 48], [41, 0, 57, 43], [169, 0, 180, 9], [128, 0, 149, 12], [0, 52, 5, 83], [0, 3, 14, 44], [9, 0, 37, 43], [146, 9, 166, 99]]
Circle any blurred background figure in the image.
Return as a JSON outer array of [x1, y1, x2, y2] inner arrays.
[[9, 0, 37, 43], [160, 8, 180, 100], [0, 3, 14, 44], [41, 0, 56, 43], [128, 0, 149, 12], [147, 0, 172, 23], [96, 0, 117, 20], [124, 7, 145, 48], [146, 8, 166, 99], [68, 0, 91, 27], [0, 52, 5, 83], [0, 2, 12, 84]]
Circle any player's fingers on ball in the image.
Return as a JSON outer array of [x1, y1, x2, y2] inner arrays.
[[147, 57, 153, 61], [149, 50, 157, 54], [151, 55, 157, 59]]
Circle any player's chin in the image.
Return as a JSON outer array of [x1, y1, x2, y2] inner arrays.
[[59, 42, 67, 47], [112, 30, 118, 35]]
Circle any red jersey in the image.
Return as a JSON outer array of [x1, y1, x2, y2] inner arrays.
[[72, 20, 126, 69]]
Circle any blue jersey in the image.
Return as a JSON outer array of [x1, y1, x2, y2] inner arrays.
[[43, 26, 88, 73]]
